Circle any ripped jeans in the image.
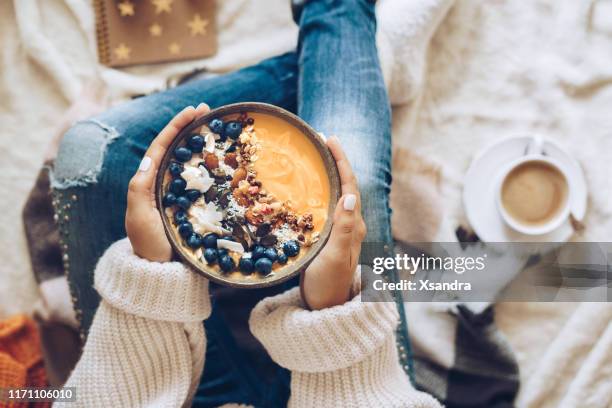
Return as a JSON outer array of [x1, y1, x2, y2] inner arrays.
[[52, 0, 412, 406]]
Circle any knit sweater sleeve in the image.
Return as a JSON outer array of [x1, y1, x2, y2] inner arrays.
[[249, 287, 442, 408], [57, 238, 211, 408]]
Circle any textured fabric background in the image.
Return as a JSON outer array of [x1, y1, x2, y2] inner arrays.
[[0, 0, 611, 406]]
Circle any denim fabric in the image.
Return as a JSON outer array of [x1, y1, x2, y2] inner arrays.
[[52, 0, 412, 406]]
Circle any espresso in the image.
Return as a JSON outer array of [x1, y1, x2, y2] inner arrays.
[[501, 161, 568, 226]]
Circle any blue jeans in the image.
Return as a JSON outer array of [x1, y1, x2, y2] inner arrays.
[[52, 0, 411, 406]]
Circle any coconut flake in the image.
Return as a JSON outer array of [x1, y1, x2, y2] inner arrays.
[[204, 132, 216, 153], [218, 161, 235, 176], [199, 125, 211, 136], [181, 165, 214, 193], [217, 239, 245, 254], [189, 202, 224, 235]]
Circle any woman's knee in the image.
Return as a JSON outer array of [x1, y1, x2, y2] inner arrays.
[[52, 119, 120, 190]]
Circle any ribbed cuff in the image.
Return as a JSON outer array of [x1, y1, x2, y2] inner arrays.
[[94, 239, 211, 322], [249, 286, 399, 373]]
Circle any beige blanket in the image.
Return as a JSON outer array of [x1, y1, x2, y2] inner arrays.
[[1, 0, 610, 406]]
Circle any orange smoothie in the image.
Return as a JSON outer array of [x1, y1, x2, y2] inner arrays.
[[251, 113, 330, 232]]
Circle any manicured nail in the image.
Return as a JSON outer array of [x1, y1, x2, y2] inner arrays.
[[139, 156, 152, 172], [197, 102, 208, 110], [343, 194, 356, 211]]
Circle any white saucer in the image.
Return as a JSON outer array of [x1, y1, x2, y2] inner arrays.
[[463, 136, 587, 244]]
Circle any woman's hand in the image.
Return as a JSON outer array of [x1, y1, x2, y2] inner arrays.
[[126, 104, 210, 262], [300, 137, 367, 310]]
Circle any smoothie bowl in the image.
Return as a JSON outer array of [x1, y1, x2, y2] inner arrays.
[[155, 103, 340, 288]]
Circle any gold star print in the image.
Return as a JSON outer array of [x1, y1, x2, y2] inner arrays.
[[149, 23, 163, 37], [168, 42, 181, 55], [114, 43, 131, 60], [187, 14, 209, 36], [117, 0, 135, 16], [151, 0, 173, 14]]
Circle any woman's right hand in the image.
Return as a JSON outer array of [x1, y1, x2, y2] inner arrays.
[[125, 104, 210, 262]]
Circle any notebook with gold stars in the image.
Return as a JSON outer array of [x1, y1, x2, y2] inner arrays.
[[95, 0, 217, 67]]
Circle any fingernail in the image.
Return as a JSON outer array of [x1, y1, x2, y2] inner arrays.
[[139, 156, 152, 172], [197, 102, 208, 109], [343, 194, 356, 211]]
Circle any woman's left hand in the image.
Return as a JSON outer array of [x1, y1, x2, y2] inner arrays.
[[300, 137, 367, 310], [125, 103, 210, 262]]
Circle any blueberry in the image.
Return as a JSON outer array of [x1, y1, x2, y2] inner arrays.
[[252, 245, 266, 260], [255, 257, 273, 274], [217, 248, 229, 257], [208, 118, 224, 134], [169, 161, 183, 177], [238, 257, 255, 274], [185, 189, 201, 202], [186, 233, 203, 248], [162, 192, 177, 207], [203, 248, 218, 264], [224, 121, 243, 140], [219, 255, 235, 272], [174, 210, 188, 224], [283, 240, 300, 257], [264, 248, 278, 262], [169, 178, 187, 194], [178, 222, 193, 238], [187, 135, 205, 152], [174, 147, 192, 162], [277, 253, 288, 264], [202, 233, 218, 249], [176, 196, 192, 210]]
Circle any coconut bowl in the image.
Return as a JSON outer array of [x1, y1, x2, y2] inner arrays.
[[155, 102, 341, 288]]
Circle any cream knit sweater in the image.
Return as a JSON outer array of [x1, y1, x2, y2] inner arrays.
[[57, 239, 441, 407]]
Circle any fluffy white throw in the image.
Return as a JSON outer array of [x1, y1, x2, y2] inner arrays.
[[2, 0, 611, 406]]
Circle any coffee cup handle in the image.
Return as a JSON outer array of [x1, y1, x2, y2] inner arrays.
[[526, 135, 544, 156]]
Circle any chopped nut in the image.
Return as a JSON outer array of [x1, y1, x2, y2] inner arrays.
[[248, 185, 259, 195], [297, 213, 314, 230], [238, 180, 250, 192], [232, 189, 249, 206], [231, 167, 247, 188], [224, 153, 239, 169], [245, 209, 263, 225], [256, 196, 268, 204], [204, 153, 219, 170]]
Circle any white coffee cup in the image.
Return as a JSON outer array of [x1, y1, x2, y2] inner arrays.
[[496, 136, 572, 236]]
